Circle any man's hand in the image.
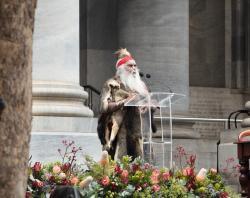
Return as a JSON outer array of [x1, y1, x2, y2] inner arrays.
[[126, 92, 137, 102]]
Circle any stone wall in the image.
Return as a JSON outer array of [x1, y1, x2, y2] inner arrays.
[[187, 87, 246, 139], [118, 0, 189, 109], [80, 0, 117, 91], [81, 0, 189, 113], [189, 0, 225, 87]]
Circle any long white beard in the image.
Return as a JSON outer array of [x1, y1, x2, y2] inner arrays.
[[117, 66, 148, 96]]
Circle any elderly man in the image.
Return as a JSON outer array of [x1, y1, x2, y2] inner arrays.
[[97, 48, 150, 160]]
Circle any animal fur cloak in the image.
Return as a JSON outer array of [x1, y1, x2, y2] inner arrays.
[[97, 77, 143, 160]]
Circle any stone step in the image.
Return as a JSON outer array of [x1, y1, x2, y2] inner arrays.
[[32, 116, 98, 133], [29, 132, 102, 163]]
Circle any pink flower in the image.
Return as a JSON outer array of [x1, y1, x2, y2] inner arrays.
[[121, 170, 129, 179], [33, 162, 42, 172], [182, 167, 193, 177], [53, 165, 61, 174], [196, 168, 207, 182], [58, 172, 66, 179], [120, 170, 129, 184], [70, 177, 79, 185], [144, 163, 151, 169], [210, 168, 217, 175], [151, 169, 160, 184], [152, 184, 161, 192], [162, 171, 170, 181], [152, 169, 160, 176], [101, 176, 110, 186]]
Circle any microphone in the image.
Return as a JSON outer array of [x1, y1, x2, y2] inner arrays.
[[139, 72, 144, 77], [140, 71, 173, 93], [139, 71, 152, 91], [139, 71, 151, 78]]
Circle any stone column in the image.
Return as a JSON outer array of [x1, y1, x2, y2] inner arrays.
[[118, 0, 189, 111], [232, 0, 246, 89], [32, 0, 93, 132]]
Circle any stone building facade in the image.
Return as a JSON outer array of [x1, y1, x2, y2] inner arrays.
[[30, 0, 250, 171]]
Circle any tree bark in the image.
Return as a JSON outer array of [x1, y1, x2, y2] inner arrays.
[[0, 1, 36, 197]]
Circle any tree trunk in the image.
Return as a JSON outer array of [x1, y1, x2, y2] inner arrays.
[[0, 1, 36, 197]]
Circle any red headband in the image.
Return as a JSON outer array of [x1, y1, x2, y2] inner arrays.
[[116, 55, 134, 68]]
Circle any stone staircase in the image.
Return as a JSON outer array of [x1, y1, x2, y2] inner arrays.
[[29, 117, 102, 163]]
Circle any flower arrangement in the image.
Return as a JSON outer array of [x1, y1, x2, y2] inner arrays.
[[26, 140, 92, 197], [26, 141, 240, 198]]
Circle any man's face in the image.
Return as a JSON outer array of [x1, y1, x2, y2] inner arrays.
[[125, 63, 137, 75]]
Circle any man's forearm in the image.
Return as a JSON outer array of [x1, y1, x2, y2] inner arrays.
[[105, 99, 127, 113]]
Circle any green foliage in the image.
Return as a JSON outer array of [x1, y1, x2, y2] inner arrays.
[[26, 142, 240, 198]]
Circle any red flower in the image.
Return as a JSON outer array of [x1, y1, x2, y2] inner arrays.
[[114, 165, 123, 174], [61, 162, 71, 172], [111, 182, 117, 190], [33, 162, 42, 172], [32, 180, 44, 188], [25, 192, 32, 198], [176, 146, 186, 155], [219, 192, 229, 198], [49, 175, 55, 182], [187, 182, 195, 191], [121, 177, 129, 184], [152, 184, 161, 192], [136, 185, 142, 191], [101, 176, 110, 186], [182, 167, 194, 177], [131, 164, 140, 172], [187, 155, 196, 166], [61, 178, 69, 185]]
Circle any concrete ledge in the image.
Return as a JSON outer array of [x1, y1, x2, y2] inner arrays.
[[32, 116, 98, 133], [29, 132, 102, 163]]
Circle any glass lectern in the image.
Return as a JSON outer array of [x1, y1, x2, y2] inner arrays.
[[124, 92, 185, 168]]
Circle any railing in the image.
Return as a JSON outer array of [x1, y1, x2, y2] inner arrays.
[[83, 85, 100, 110], [154, 116, 242, 130], [154, 116, 243, 171]]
